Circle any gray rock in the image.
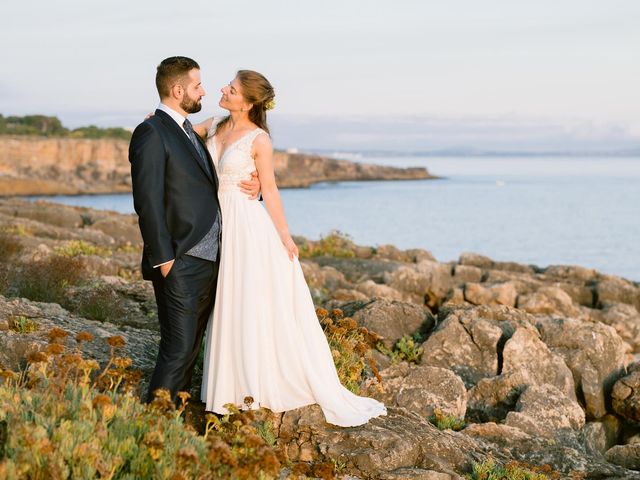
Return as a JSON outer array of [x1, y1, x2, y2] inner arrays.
[[345, 298, 435, 349], [517, 286, 581, 317], [384, 260, 454, 308], [611, 367, 640, 422], [582, 415, 621, 455], [600, 303, 640, 354], [596, 276, 640, 312], [536, 315, 627, 419], [504, 384, 585, 438], [606, 444, 640, 470], [464, 282, 517, 307], [373, 364, 467, 420]]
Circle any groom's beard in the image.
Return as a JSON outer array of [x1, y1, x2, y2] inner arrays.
[[181, 95, 202, 114]]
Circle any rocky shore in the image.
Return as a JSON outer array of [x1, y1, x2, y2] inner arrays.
[[1, 197, 640, 478], [0, 135, 435, 196]]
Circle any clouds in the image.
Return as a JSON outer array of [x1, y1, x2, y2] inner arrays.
[[1, 0, 638, 142]]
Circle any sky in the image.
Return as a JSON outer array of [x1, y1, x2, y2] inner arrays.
[[1, 0, 639, 152]]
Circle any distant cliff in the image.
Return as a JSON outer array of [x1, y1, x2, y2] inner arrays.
[[0, 136, 435, 196]]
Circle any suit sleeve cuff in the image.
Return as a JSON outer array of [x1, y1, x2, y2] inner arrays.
[[153, 259, 175, 268]]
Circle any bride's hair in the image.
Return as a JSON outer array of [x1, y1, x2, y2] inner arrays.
[[216, 70, 274, 135]]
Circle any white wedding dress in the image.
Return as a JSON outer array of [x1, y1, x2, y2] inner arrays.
[[200, 120, 386, 427]]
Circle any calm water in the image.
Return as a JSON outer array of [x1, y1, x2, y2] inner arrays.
[[31, 156, 640, 281]]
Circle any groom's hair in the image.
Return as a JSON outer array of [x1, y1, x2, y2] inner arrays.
[[156, 56, 200, 99]]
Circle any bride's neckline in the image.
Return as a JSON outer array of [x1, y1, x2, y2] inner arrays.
[[214, 126, 261, 161]]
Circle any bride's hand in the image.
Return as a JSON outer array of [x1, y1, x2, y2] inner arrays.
[[280, 233, 299, 260]]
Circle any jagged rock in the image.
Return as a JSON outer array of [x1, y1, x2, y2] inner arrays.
[[329, 289, 369, 303], [451, 265, 482, 284], [458, 253, 493, 269], [536, 316, 627, 419], [421, 312, 503, 387], [463, 282, 517, 307], [606, 444, 640, 470], [553, 282, 595, 307], [462, 422, 533, 445], [300, 261, 348, 292], [314, 257, 403, 284], [466, 327, 575, 422], [517, 286, 581, 317], [379, 469, 462, 480], [373, 363, 467, 420], [89, 217, 141, 247], [384, 260, 454, 307], [343, 299, 435, 349], [582, 415, 622, 455], [279, 405, 481, 478], [543, 265, 598, 283], [596, 276, 640, 311], [355, 280, 405, 301], [612, 367, 640, 422], [599, 303, 640, 353], [504, 384, 585, 437]]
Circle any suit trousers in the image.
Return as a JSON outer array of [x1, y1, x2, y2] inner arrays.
[[147, 254, 219, 404]]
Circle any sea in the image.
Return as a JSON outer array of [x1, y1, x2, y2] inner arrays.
[[30, 155, 640, 282]]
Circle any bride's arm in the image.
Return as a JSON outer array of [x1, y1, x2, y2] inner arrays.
[[253, 133, 299, 260], [193, 117, 214, 140]]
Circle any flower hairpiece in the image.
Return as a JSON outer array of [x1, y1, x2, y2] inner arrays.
[[264, 99, 276, 111]]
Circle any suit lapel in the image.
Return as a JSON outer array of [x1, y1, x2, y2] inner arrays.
[[155, 109, 214, 184]]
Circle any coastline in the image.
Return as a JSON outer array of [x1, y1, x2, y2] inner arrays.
[[0, 135, 437, 197]]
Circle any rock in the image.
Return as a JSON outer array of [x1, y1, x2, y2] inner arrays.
[[328, 289, 369, 303], [458, 253, 493, 269], [553, 282, 595, 307], [379, 469, 462, 479], [611, 368, 640, 422], [504, 384, 585, 438], [451, 265, 483, 284], [517, 286, 581, 317], [606, 444, 640, 470], [466, 327, 576, 423], [314, 257, 403, 284], [462, 422, 532, 446], [375, 245, 436, 264], [582, 415, 622, 455], [355, 280, 405, 301], [89, 217, 141, 247], [373, 364, 467, 420], [340, 299, 434, 349], [543, 265, 598, 283], [501, 328, 576, 398], [600, 303, 640, 353], [421, 312, 503, 387], [463, 282, 517, 307], [300, 261, 348, 291], [279, 406, 480, 478], [384, 260, 454, 308], [596, 276, 640, 312], [536, 316, 627, 419]]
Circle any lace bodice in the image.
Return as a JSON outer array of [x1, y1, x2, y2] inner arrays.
[[206, 118, 266, 192]]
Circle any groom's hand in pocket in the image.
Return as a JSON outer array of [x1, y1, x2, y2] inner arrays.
[[160, 259, 175, 278], [238, 171, 261, 200]]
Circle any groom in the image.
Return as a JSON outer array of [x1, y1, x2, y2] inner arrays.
[[129, 56, 259, 404]]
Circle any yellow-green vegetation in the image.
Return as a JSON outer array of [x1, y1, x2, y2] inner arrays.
[[0, 329, 283, 479], [466, 457, 559, 480], [299, 230, 357, 258], [316, 307, 383, 393], [377, 333, 424, 364], [7, 315, 38, 334], [429, 408, 466, 431], [54, 240, 110, 257], [2, 225, 32, 237]]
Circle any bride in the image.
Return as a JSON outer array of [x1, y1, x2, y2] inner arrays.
[[193, 70, 386, 427]]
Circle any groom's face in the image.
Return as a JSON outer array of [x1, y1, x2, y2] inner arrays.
[[179, 68, 205, 114]]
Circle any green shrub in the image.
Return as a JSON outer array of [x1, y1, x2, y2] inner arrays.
[[7, 315, 38, 334], [466, 457, 558, 480], [298, 230, 357, 258], [54, 240, 109, 257], [429, 408, 465, 431], [377, 333, 424, 364]]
